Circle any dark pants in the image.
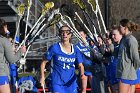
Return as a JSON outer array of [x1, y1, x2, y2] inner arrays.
[[91, 64, 108, 93]]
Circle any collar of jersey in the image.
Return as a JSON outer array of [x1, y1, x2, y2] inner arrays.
[[59, 43, 74, 55]]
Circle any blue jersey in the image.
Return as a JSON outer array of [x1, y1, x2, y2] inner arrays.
[[44, 42, 83, 85], [76, 43, 97, 75], [107, 43, 120, 85], [76, 43, 92, 66]]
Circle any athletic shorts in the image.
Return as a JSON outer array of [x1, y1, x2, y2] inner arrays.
[[84, 71, 92, 76], [121, 79, 137, 85], [0, 76, 9, 85], [49, 82, 78, 93], [121, 69, 140, 85]]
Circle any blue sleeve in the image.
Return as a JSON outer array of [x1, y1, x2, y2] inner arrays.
[[44, 45, 55, 61], [75, 46, 83, 64]]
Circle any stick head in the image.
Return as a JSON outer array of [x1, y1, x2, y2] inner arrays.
[[42, 2, 54, 15], [26, 0, 32, 8], [47, 8, 60, 22], [73, 0, 85, 10], [49, 14, 61, 26], [88, 0, 96, 11], [17, 4, 25, 16]]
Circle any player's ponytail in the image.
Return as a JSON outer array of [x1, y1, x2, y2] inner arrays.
[[120, 19, 140, 32]]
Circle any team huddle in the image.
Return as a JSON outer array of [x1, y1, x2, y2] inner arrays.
[[0, 15, 140, 93]]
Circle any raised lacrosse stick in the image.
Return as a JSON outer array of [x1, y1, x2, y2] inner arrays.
[[16, 2, 54, 51], [88, 0, 107, 33], [14, 3, 25, 45], [24, 0, 32, 46], [73, 0, 99, 41]]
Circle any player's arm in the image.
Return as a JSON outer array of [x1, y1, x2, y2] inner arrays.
[[40, 44, 54, 86], [78, 63, 86, 79], [40, 59, 49, 86]]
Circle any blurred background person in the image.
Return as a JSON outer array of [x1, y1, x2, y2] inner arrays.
[[106, 25, 122, 93], [0, 18, 26, 93], [117, 19, 140, 93], [76, 30, 95, 93]]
